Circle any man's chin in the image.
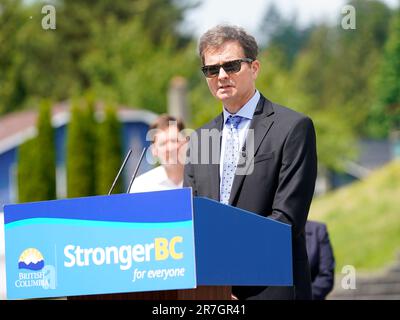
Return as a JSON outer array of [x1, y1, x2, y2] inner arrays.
[[217, 87, 235, 96], [163, 161, 181, 168], [217, 93, 235, 104]]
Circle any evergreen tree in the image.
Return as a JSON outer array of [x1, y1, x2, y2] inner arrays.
[[17, 100, 56, 202], [258, 3, 313, 66], [17, 138, 37, 202], [66, 98, 97, 197], [83, 92, 97, 195], [35, 99, 56, 200], [332, 0, 392, 137], [375, 8, 400, 135], [0, 0, 194, 114], [96, 104, 122, 195]]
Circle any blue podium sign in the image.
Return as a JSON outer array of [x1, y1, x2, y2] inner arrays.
[[3, 188, 196, 299]]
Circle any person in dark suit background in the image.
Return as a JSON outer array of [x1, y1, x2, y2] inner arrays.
[[305, 220, 335, 300], [183, 24, 317, 300]]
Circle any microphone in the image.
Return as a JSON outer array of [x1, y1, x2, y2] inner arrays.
[[127, 147, 148, 193], [237, 145, 247, 168], [241, 145, 247, 159], [108, 149, 132, 195]]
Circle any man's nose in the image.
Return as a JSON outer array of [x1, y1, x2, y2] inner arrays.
[[218, 67, 229, 79]]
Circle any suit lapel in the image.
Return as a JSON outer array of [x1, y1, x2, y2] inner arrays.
[[208, 113, 224, 201], [228, 95, 275, 205]]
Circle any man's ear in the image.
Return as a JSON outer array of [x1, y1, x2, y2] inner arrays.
[[252, 60, 260, 79], [151, 144, 158, 158]]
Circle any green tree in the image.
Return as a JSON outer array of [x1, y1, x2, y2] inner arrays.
[[35, 99, 56, 200], [374, 8, 400, 135], [83, 92, 97, 195], [256, 0, 392, 170], [256, 30, 357, 171], [331, 0, 392, 137], [0, 0, 70, 114], [55, 0, 195, 113], [96, 104, 123, 195], [17, 138, 37, 202], [66, 97, 97, 197], [258, 3, 313, 67], [17, 99, 56, 201], [81, 17, 198, 114], [0, 0, 196, 114]]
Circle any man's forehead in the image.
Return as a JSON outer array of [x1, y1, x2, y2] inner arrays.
[[203, 41, 245, 62], [154, 126, 180, 139]]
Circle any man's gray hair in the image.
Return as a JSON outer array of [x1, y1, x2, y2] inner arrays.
[[198, 24, 259, 64]]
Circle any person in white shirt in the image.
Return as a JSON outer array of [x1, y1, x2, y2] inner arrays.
[[129, 114, 187, 193]]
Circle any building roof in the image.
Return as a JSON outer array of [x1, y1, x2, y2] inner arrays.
[[358, 139, 393, 170], [344, 139, 394, 179], [0, 102, 157, 154]]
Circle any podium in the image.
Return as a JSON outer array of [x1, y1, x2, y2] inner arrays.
[[3, 189, 292, 300]]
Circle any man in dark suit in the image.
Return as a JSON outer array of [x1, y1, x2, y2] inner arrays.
[[183, 24, 317, 300], [305, 220, 335, 300]]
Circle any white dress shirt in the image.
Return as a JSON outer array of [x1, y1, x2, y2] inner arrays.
[[129, 166, 183, 193], [219, 90, 260, 180]]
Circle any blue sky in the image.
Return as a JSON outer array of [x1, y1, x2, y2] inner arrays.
[[183, 0, 399, 37]]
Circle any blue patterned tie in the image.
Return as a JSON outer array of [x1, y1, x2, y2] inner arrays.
[[220, 115, 243, 205]]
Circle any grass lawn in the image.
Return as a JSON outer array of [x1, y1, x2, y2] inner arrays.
[[309, 160, 400, 272]]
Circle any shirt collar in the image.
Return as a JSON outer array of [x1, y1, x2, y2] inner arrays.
[[223, 90, 260, 124], [160, 166, 183, 187]]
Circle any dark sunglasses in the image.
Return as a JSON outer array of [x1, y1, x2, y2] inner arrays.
[[201, 58, 253, 78]]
